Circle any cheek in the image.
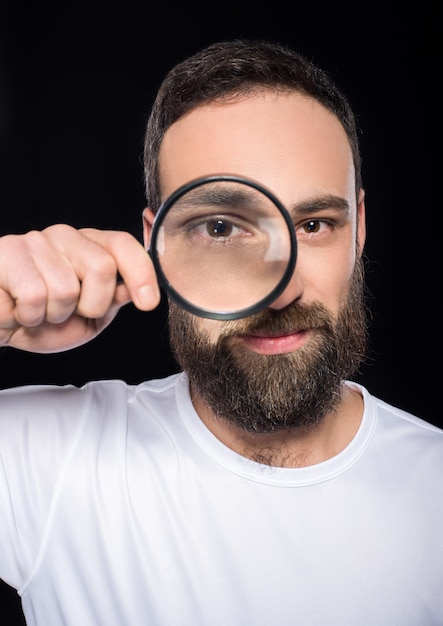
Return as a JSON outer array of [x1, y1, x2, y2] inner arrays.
[[300, 243, 357, 310]]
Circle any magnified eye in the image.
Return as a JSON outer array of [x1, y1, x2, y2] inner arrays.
[[207, 218, 234, 237], [189, 215, 249, 242]]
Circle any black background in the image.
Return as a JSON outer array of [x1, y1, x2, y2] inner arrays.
[[0, 2, 439, 623]]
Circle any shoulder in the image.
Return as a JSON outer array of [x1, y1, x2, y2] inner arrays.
[[371, 393, 443, 439], [348, 380, 442, 435], [0, 373, 184, 483], [0, 372, 183, 425], [350, 381, 443, 470]]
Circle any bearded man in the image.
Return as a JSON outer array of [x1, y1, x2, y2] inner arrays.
[[0, 40, 442, 625]]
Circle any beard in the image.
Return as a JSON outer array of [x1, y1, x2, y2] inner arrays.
[[168, 258, 368, 434]]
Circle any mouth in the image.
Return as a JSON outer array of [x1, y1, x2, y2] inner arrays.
[[237, 329, 311, 355]]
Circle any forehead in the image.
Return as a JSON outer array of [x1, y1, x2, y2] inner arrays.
[[158, 91, 354, 205]]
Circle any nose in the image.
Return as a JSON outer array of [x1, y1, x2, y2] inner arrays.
[[268, 264, 304, 311]]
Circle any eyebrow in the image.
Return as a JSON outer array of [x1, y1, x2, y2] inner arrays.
[[168, 183, 280, 218], [288, 195, 351, 218], [177, 187, 252, 205]]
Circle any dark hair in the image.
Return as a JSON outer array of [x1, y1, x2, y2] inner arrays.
[[143, 39, 362, 211]]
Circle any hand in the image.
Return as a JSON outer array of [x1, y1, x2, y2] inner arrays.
[[0, 225, 160, 353]]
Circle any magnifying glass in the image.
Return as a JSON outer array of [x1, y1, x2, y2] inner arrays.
[[149, 175, 297, 320]]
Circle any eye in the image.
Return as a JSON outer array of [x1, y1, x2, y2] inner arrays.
[[296, 219, 334, 242], [205, 218, 235, 238], [186, 215, 253, 243], [302, 220, 321, 234]]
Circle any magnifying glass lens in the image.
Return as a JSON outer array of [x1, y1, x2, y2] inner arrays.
[[151, 177, 296, 319]]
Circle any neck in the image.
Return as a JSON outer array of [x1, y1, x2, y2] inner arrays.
[[191, 383, 364, 468]]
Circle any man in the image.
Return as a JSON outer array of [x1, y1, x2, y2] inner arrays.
[[0, 40, 442, 625]]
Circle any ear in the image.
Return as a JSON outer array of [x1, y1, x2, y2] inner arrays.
[[142, 208, 156, 250], [356, 188, 366, 257]]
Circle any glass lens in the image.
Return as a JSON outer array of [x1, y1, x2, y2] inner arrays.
[[151, 177, 296, 319]]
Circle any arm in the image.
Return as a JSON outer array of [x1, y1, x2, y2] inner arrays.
[[0, 224, 160, 353]]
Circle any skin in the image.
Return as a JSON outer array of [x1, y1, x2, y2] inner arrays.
[[144, 91, 367, 466]]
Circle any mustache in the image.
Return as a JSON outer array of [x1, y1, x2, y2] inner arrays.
[[217, 300, 335, 338]]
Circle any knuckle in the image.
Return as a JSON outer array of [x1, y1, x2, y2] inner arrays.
[[18, 283, 47, 309], [113, 230, 133, 245], [88, 253, 117, 279], [51, 281, 81, 306], [0, 233, 27, 256], [43, 223, 75, 238]]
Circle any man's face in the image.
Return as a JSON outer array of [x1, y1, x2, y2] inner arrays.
[[145, 90, 367, 432]]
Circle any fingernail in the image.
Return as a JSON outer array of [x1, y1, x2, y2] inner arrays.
[[137, 284, 159, 308]]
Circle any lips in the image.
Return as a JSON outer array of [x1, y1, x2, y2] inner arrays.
[[239, 329, 310, 355]]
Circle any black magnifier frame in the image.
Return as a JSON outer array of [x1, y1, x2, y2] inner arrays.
[[149, 174, 297, 320]]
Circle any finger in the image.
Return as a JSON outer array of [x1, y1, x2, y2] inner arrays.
[[79, 228, 161, 311], [0, 233, 60, 327], [43, 224, 121, 318], [0, 287, 18, 345], [15, 230, 82, 324]]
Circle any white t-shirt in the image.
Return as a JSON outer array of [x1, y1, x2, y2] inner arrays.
[[0, 373, 442, 625]]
